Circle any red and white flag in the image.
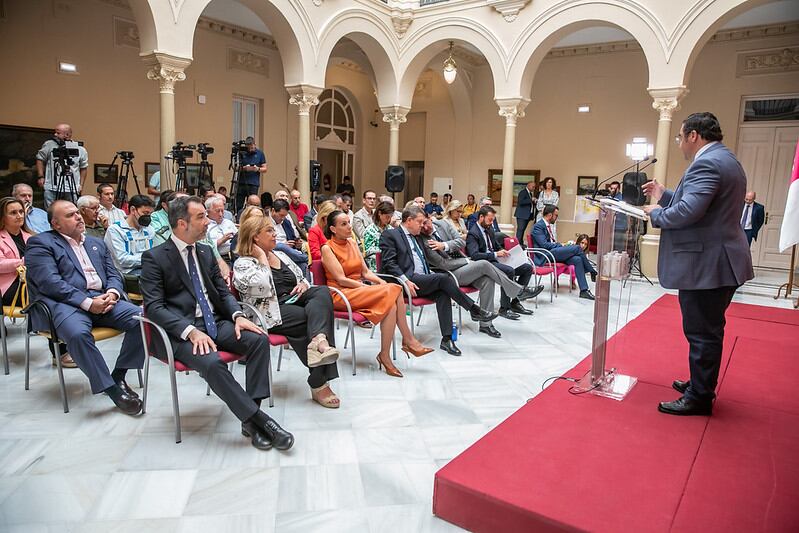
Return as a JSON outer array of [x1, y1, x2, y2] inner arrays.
[[779, 139, 799, 252]]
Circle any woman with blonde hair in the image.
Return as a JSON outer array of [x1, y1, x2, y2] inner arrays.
[[437, 199, 468, 242], [307, 200, 337, 262], [233, 216, 341, 408], [321, 210, 433, 378]]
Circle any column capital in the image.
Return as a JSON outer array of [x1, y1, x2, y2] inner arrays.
[[287, 84, 324, 114], [648, 86, 689, 121], [143, 53, 191, 94], [381, 106, 411, 128], [496, 98, 529, 125]]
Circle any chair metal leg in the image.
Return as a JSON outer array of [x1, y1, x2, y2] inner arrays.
[[137, 369, 143, 388], [415, 306, 424, 326], [53, 341, 69, 413], [458, 305, 463, 332], [169, 367, 182, 443], [277, 345, 283, 371], [409, 305, 415, 334], [349, 320, 357, 376], [268, 351, 274, 408], [141, 355, 150, 414], [24, 331, 30, 390], [369, 325, 375, 339], [2, 320, 9, 375], [342, 321, 349, 349]]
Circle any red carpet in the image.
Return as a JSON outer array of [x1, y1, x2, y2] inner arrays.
[[433, 295, 799, 532]]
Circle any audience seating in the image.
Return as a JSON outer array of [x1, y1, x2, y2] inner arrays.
[[526, 234, 575, 300], [2, 304, 26, 375], [375, 252, 437, 336]]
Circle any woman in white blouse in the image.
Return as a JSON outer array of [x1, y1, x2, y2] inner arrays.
[[233, 217, 341, 408], [536, 177, 559, 221]]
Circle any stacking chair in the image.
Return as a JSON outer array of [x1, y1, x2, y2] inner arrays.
[[2, 303, 26, 375], [374, 251, 438, 335], [526, 234, 573, 301]]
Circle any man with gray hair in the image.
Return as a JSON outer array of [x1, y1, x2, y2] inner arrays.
[[77, 195, 106, 239], [206, 196, 238, 257], [13, 183, 50, 233], [466, 196, 498, 231]]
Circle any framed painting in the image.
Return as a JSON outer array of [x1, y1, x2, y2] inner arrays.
[[0, 123, 52, 205], [94, 163, 118, 184], [577, 176, 598, 196], [487, 169, 540, 206], [185, 163, 214, 191], [144, 162, 160, 182]]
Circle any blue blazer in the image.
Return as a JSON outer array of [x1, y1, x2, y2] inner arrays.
[[649, 143, 754, 290], [749, 202, 765, 240], [531, 219, 561, 265], [514, 188, 535, 220], [25, 231, 125, 330], [465, 222, 500, 263]]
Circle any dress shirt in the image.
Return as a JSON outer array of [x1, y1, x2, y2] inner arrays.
[[545, 221, 558, 243], [693, 141, 718, 161], [98, 204, 126, 225], [207, 217, 238, 255], [479, 225, 496, 258], [400, 226, 427, 282], [271, 215, 301, 246], [58, 232, 118, 311], [741, 203, 753, 230], [26, 206, 51, 234]]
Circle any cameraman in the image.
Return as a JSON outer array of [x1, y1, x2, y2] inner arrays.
[[35, 123, 88, 207], [237, 136, 267, 213]]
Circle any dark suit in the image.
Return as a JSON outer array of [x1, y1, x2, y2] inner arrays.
[[25, 231, 144, 394], [140, 237, 271, 422], [466, 212, 500, 232], [531, 219, 596, 292], [379, 227, 475, 337], [741, 201, 765, 246], [514, 187, 536, 243], [465, 223, 532, 310], [649, 142, 754, 404]]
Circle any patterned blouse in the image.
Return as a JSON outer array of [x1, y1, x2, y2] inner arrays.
[[362, 223, 385, 271]]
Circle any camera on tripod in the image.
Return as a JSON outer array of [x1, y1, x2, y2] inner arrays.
[[52, 139, 80, 161], [231, 140, 249, 154], [116, 150, 134, 161], [197, 143, 214, 157], [171, 141, 195, 159]]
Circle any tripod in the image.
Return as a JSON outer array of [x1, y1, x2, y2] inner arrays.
[[107, 152, 141, 207], [228, 147, 242, 216], [197, 156, 213, 194], [52, 152, 79, 204], [173, 156, 190, 194]]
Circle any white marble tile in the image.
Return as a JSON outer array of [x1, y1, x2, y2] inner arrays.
[[75, 518, 181, 533], [183, 467, 280, 516], [275, 508, 370, 533], [120, 435, 210, 471], [30, 436, 135, 475], [178, 513, 275, 533], [353, 427, 432, 464], [89, 470, 196, 520], [408, 400, 481, 427], [366, 504, 463, 533], [420, 424, 487, 461], [0, 473, 109, 524], [359, 463, 422, 507], [0, 439, 50, 476], [276, 464, 366, 513], [278, 429, 359, 466], [199, 432, 281, 470]]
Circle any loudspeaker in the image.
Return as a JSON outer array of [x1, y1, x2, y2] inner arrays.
[[385, 165, 405, 193], [622, 172, 648, 206], [310, 160, 321, 192]]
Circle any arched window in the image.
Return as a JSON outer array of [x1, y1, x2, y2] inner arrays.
[[315, 88, 356, 146]]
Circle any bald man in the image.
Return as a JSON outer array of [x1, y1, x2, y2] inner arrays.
[[35, 123, 88, 207]]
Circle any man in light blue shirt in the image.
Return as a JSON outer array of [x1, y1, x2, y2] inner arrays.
[[105, 195, 156, 293], [13, 183, 50, 233]]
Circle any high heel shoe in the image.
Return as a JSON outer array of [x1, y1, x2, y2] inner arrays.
[[376, 355, 403, 378], [311, 384, 341, 409], [401, 344, 434, 358]]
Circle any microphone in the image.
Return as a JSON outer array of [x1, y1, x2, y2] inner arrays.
[[592, 157, 656, 199]]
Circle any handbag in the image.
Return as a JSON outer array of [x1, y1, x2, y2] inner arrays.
[[4, 265, 28, 320]]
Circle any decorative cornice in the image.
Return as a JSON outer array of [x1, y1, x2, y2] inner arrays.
[[227, 48, 270, 77], [197, 17, 278, 51], [736, 46, 799, 77], [496, 97, 529, 125], [287, 85, 323, 114], [313, 0, 323, 6], [486, 0, 531, 23], [649, 87, 688, 121], [390, 7, 414, 38], [143, 53, 191, 93]]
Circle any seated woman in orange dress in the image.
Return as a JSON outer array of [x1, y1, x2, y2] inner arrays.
[[321, 210, 433, 378]]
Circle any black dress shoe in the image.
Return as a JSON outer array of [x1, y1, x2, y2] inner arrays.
[[590, 272, 597, 283], [510, 301, 533, 315], [116, 379, 139, 399], [439, 338, 462, 356], [478, 325, 502, 338], [672, 380, 689, 394], [241, 421, 273, 450], [469, 307, 499, 322], [517, 285, 545, 301], [498, 308, 520, 320], [658, 396, 712, 416], [579, 290, 595, 301], [255, 416, 294, 450], [106, 391, 143, 416]]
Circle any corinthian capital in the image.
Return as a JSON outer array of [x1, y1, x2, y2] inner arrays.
[[381, 106, 411, 128], [143, 53, 191, 94], [496, 98, 529, 125], [648, 86, 689, 121], [287, 85, 323, 114]]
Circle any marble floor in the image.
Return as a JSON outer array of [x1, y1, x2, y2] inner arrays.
[[0, 277, 793, 533]]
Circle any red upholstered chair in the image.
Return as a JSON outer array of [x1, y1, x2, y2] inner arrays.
[[526, 234, 575, 301], [134, 300, 273, 444]]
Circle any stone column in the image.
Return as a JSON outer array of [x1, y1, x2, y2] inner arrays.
[[381, 106, 410, 166], [144, 53, 192, 167], [639, 87, 688, 278], [287, 85, 323, 201], [496, 98, 528, 224]]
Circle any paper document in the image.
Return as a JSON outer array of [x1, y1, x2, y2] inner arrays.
[[598, 197, 648, 220], [498, 244, 531, 269]]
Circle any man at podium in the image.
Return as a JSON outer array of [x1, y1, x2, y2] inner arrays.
[[642, 112, 753, 417]]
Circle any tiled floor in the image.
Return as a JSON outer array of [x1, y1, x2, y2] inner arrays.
[[0, 276, 793, 532]]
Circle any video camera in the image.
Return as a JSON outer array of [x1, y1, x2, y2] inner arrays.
[[197, 142, 214, 155], [116, 150, 134, 161], [171, 141, 195, 159], [52, 139, 80, 160], [231, 139, 249, 153]]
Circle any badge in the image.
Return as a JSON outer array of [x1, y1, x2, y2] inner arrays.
[[92, 246, 98, 251]]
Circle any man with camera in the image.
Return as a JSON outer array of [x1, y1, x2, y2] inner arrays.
[[236, 137, 267, 213], [36, 123, 88, 208]]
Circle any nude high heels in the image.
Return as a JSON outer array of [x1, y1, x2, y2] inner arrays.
[[376, 354, 403, 378]]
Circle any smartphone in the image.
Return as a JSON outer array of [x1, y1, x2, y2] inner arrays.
[[284, 294, 300, 304]]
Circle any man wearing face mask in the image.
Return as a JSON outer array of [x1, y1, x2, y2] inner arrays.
[[105, 194, 156, 293]]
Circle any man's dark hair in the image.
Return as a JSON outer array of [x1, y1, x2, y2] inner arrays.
[[168, 196, 203, 229], [372, 201, 396, 225], [245, 136, 255, 144], [342, 176, 351, 183], [314, 194, 328, 207], [402, 205, 425, 222], [609, 181, 620, 187], [323, 210, 346, 239], [478, 205, 496, 219], [128, 194, 154, 210], [682, 112, 723, 142], [97, 183, 114, 194], [430, 192, 438, 198], [543, 204, 558, 216], [362, 189, 376, 199], [157, 189, 175, 211], [272, 199, 289, 212], [443, 193, 452, 200]]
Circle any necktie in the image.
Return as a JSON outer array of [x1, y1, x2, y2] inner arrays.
[[282, 218, 296, 241], [741, 205, 751, 229], [186, 245, 217, 339], [410, 236, 430, 274], [484, 229, 493, 251], [547, 225, 556, 242], [433, 230, 443, 242]]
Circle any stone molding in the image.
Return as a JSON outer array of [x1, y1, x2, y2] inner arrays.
[[381, 106, 411, 128], [736, 46, 799, 77], [143, 53, 191, 94], [496, 98, 529, 124], [486, 0, 531, 23], [649, 87, 688, 120], [227, 48, 270, 77], [390, 7, 414, 38], [287, 85, 324, 115]]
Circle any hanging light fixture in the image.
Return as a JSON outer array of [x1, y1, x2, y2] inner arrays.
[[442, 41, 457, 84]]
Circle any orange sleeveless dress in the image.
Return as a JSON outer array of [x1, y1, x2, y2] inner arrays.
[[323, 237, 401, 324]]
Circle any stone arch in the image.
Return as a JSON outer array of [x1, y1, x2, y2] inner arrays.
[[508, 2, 664, 99], [316, 10, 400, 108], [396, 18, 507, 107]]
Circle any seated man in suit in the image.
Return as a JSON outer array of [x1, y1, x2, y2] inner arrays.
[[379, 205, 497, 356], [420, 214, 539, 338], [25, 200, 145, 414], [466, 206, 537, 319], [466, 196, 499, 231], [140, 196, 294, 451], [532, 204, 597, 301]]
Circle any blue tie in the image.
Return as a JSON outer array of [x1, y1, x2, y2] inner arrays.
[[410, 236, 430, 274], [186, 245, 217, 339]]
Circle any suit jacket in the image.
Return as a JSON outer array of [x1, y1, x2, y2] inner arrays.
[[0, 229, 31, 295], [432, 218, 466, 253], [514, 187, 536, 220], [379, 227, 426, 279], [420, 234, 468, 272], [140, 237, 241, 340], [465, 223, 500, 263], [531, 219, 562, 266], [25, 231, 124, 330], [748, 201, 765, 240], [466, 213, 500, 232], [650, 143, 754, 290]]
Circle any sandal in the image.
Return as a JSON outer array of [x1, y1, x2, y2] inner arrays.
[[311, 384, 340, 409]]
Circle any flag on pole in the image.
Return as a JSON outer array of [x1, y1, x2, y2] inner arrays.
[[779, 139, 799, 252]]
